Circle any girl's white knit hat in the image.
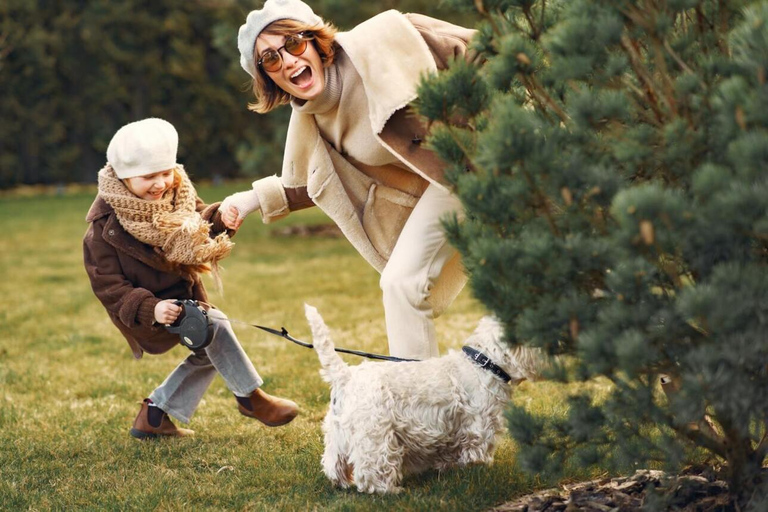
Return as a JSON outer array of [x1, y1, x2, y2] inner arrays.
[[106, 118, 178, 179], [238, 0, 323, 78]]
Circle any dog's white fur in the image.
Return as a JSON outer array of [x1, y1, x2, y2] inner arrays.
[[304, 304, 545, 494]]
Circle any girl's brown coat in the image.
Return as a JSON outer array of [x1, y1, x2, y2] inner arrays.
[[83, 196, 228, 358]]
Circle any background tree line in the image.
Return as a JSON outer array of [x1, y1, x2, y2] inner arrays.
[[0, 0, 476, 189]]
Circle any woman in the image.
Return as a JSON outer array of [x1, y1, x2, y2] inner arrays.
[[221, 0, 477, 360]]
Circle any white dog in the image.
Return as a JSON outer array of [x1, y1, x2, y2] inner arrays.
[[304, 304, 545, 494]]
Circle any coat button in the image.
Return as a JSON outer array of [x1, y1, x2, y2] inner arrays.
[[108, 229, 115, 236]]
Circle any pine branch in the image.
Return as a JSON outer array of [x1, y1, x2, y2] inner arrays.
[[717, 0, 729, 33], [672, 419, 728, 459], [695, 6, 713, 32], [445, 124, 475, 162], [531, 75, 570, 123], [522, 5, 541, 40], [521, 166, 562, 238], [0, 31, 13, 61], [682, 11, 694, 36], [719, 415, 759, 473], [664, 39, 692, 74], [489, 12, 504, 38], [520, 76, 556, 123], [520, 74, 569, 124], [757, 441, 768, 463], [509, 87, 530, 106], [756, 422, 768, 461], [620, 35, 666, 124], [475, 0, 505, 37], [663, 39, 701, 80], [590, 205, 610, 236], [694, 5, 712, 34], [504, 13, 530, 38], [641, 242, 685, 290], [651, 38, 679, 117], [621, 78, 664, 128], [717, 0, 730, 53], [615, 6, 678, 117]]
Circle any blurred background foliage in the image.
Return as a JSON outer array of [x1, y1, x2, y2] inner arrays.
[[0, 0, 478, 189]]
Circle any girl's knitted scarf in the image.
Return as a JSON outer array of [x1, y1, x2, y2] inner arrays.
[[97, 165, 233, 283]]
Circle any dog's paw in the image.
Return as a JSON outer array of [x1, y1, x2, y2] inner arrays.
[[358, 483, 403, 495]]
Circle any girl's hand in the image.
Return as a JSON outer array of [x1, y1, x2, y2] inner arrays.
[[155, 299, 182, 325], [221, 205, 244, 230], [220, 190, 261, 229]]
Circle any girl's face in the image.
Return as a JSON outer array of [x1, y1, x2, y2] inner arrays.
[[124, 169, 175, 201], [256, 32, 325, 102]]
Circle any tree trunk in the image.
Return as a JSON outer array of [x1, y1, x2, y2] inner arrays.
[[723, 426, 764, 507]]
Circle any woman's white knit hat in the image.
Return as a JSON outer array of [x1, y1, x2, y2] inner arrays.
[[106, 118, 178, 179], [238, 0, 323, 78]]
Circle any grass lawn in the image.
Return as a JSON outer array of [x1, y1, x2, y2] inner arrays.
[[0, 182, 604, 511]]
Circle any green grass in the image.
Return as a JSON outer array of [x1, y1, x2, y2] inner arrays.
[[0, 182, 597, 511]]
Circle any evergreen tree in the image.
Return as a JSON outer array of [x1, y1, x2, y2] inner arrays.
[[418, 0, 768, 506]]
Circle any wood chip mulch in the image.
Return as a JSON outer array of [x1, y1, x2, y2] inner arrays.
[[491, 468, 737, 512]]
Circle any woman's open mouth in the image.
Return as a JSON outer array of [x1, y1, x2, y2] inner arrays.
[[290, 66, 314, 89]]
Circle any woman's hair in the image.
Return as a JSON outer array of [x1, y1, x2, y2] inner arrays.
[[248, 19, 338, 114]]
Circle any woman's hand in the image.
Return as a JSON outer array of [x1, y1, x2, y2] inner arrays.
[[155, 299, 182, 326], [220, 190, 261, 230]]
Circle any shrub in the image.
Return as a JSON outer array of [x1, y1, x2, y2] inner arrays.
[[418, 0, 768, 507]]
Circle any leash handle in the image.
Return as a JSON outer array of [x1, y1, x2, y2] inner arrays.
[[166, 300, 213, 350]]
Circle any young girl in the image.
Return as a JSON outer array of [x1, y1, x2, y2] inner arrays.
[[84, 118, 298, 439]]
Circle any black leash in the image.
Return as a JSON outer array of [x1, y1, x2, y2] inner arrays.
[[233, 320, 420, 362], [166, 301, 513, 375], [168, 300, 419, 362], [255, 325, 512, 380]]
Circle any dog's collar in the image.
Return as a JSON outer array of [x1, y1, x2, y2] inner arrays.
[[462, 346, 512, 384]]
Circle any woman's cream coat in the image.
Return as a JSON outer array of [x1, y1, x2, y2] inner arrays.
[[251, 11, 476, 315]]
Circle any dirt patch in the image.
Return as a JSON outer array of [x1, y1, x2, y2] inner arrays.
[[491, 468, 737, 511]]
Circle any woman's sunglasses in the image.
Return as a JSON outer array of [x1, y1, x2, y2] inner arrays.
[[258, 32, 315, 73]]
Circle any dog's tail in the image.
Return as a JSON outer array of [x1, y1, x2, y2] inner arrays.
[[304, 304, 350, 384]]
